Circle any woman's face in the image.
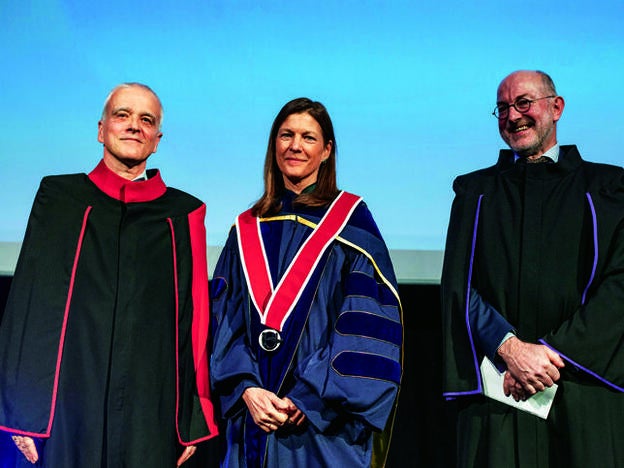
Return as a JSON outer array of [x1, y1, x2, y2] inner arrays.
[[275, 112, 332, 194]]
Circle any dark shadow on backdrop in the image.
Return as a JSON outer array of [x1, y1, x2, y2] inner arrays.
[[0, 277, 456, 467]]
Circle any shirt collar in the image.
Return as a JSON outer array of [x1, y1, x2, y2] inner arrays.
[[514, 143, 560, 163], [132, 170, 148, 182]]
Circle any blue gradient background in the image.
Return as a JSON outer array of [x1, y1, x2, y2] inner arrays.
[[1, 1, 622, 249]]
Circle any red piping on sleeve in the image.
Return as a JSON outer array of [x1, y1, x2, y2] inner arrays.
[[167, 218, 182, 444], [0, 206, 93, 438], [48, 206, 92, 436], [187, 205, 218, 437]]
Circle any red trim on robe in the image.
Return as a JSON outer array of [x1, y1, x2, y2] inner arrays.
[[88, 159, 167, 202], [187, 205, 219, 439], [265, 191, 362, 331], [236, 209, 273, 316], [237, 191, 362, 331], [168, 206, 218, 446], [46, 206, 93, 435], [167, 219, 183, 444], [0, 206, 93, 438]]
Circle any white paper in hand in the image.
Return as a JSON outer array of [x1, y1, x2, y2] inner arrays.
[[480, 357, 557, 419]]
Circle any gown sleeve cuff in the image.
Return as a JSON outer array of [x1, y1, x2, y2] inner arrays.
[[469, 288, 515, 361], [221, 378, 261, 418], [287, 380, 338, 433]]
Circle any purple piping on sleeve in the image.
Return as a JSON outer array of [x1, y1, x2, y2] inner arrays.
[[539, 339, 624, 392], [465, 195, 485, 394], [443, 194, 484, 399], [581, 193, 598, 305], [538, 194, 623, 393]]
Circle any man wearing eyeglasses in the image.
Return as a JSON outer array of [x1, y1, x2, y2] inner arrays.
[[442, 70, 624, 467]]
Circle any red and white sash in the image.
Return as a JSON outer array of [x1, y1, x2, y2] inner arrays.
[[236, 191, 362, 332]]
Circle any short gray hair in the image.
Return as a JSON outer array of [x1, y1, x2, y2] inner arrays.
[[100, 82, 164, 129]]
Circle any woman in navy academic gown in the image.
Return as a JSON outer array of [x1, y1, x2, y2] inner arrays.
[[210, 98, 403, 468]]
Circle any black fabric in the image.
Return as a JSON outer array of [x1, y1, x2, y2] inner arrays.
[[442, 145, 624, 467], [0, 173, 209, 467]]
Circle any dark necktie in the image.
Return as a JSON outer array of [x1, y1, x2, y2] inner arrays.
[[524, 156, 552, 164]]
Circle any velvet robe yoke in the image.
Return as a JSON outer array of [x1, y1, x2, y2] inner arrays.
[[441, 146, 624, 467], [210, 198, 402, 468], [0, 161, 217, 467]]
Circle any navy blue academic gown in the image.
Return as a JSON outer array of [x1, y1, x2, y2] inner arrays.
[[210, 193, 402, 467]]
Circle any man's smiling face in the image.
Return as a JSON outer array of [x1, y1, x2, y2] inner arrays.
[[98, 85, 163, 172], [496, 71, 564, 158]]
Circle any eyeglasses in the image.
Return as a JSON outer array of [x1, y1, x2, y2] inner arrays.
[[492, 96, 556, 119]]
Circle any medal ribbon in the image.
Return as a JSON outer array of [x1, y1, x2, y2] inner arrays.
[[236, 191, 362, 331]]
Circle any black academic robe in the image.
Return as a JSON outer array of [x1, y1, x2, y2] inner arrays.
[[442, 146, 624, 467], [0, 160, 218, 467]]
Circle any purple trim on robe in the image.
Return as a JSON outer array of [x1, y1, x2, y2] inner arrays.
[[581, 193, 598, 305], [443, 194, 484, 399], [538, 339, 624, 392], [465, 194, 484, 394], [446, 194, 605, 400], [538, 193, 622, 393]]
